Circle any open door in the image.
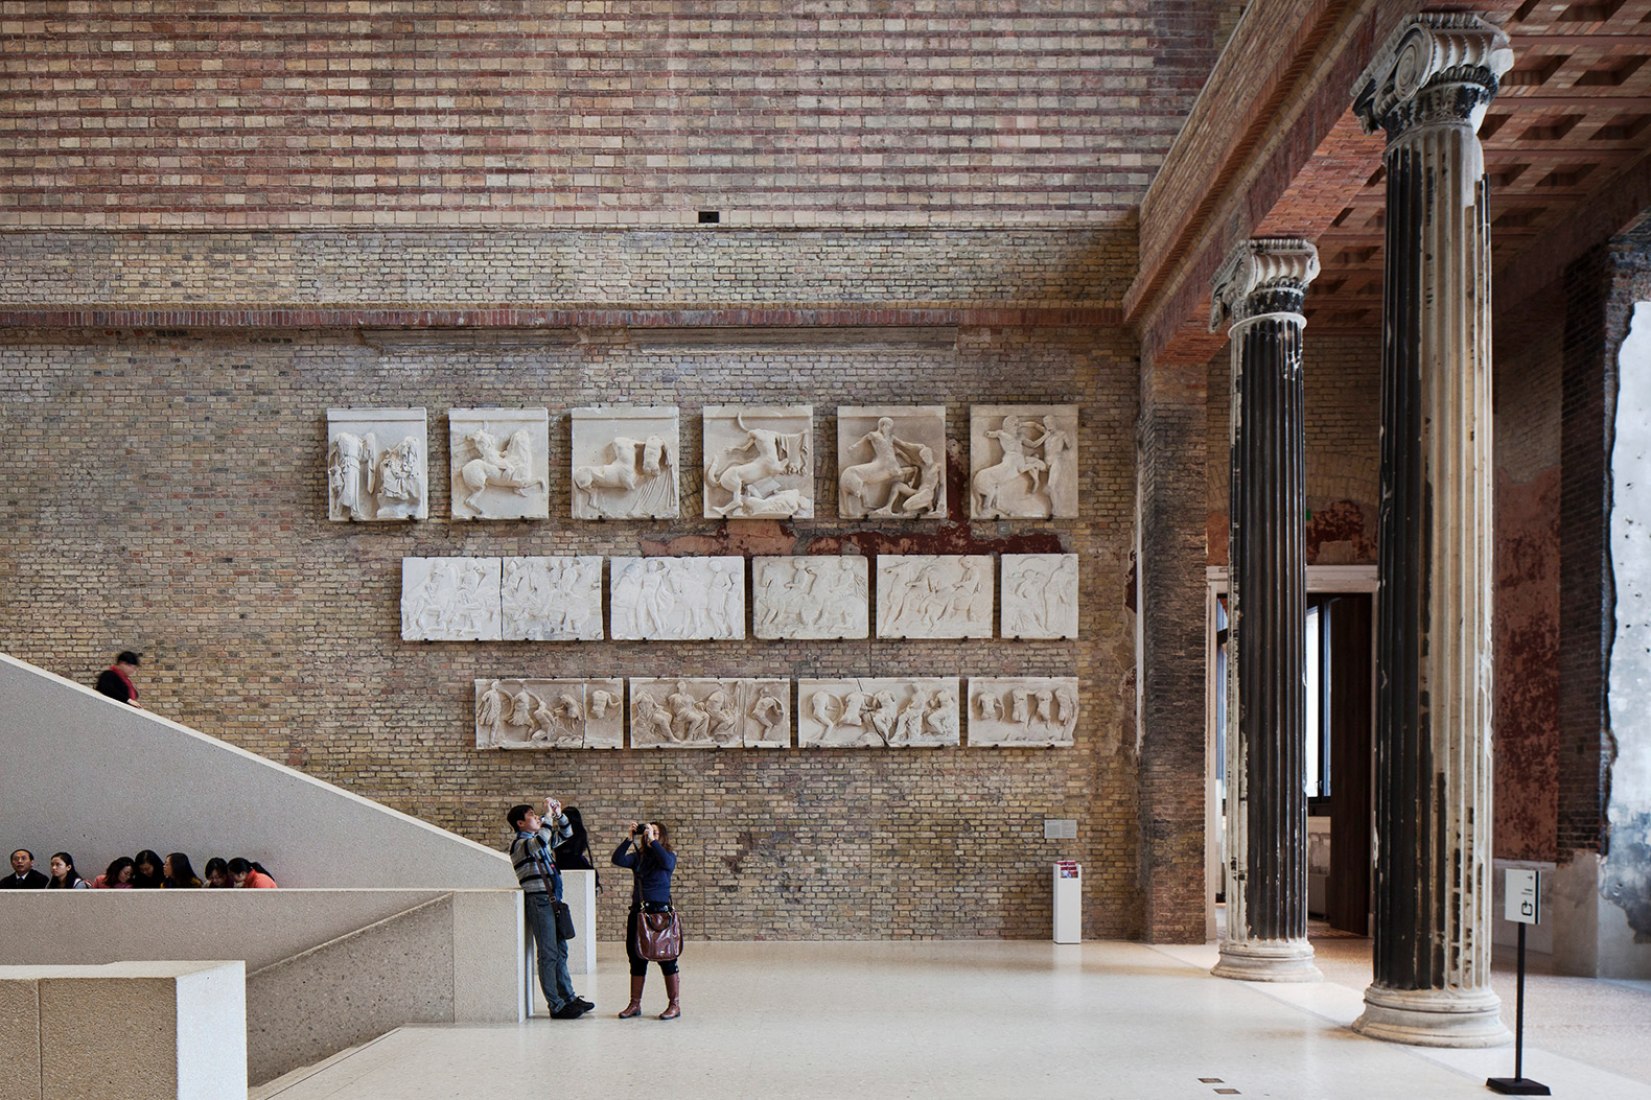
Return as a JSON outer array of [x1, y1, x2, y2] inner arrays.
[[1208, 567, 1376, 939], [1312, 592, 1373, 935]]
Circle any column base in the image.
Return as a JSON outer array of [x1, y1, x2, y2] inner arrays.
[[1352, 983, 1510, 1047], [1211, 938, 1323, 982]]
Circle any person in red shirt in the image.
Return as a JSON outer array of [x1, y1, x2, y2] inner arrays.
[[228, 857, 277, 888]]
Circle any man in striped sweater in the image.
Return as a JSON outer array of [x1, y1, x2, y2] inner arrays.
[[508, 797, 593, 1019]]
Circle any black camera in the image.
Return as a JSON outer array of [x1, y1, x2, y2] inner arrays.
[[632, 822, 650, 838]]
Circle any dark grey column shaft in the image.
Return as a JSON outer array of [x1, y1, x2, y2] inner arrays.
[[1351, 12, 1512, 1047], [1210, 240, 1321, 981]]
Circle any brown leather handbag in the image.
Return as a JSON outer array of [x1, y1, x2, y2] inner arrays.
[[633, 902, 683, 962]]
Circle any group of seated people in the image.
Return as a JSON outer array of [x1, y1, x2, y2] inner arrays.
[[4, 848, 277, 890]]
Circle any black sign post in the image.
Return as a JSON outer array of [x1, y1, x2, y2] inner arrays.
[[1488, 868, 1549, 1096]]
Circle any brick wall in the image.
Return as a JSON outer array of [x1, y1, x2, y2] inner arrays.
[[1557, 246, 1616, 859], [0, 227, 1136, 310], [1493, 280, 1564, 862], [0, 1, 1223, 228], [0, 320, 1143, 941], [1136, 356, 1206, 943]]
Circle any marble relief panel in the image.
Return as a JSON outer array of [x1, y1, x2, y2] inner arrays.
[[797, 678, 961, 748], [836, 405, 947, 519], [703, 405, 814, 519], [448, 407, 550, 521], [1001, 553, 1079, 639], [629, 678, 790, 749], [969, 404, 1079, 519], [875, 555, 993, 639], [327, 407, 428, 521], [967, 677, 1078, 747], [609, 556, 746, 640], [501, 556, 604, 641], [475, 678, 623, 750], [401, 557, 502, 641], [570, 406, 681, 520], [752, 556, 868, 640]]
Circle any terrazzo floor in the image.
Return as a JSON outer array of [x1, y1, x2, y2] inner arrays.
[[254, 936, 1651, 1100]]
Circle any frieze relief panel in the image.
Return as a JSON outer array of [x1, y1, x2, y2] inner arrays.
[[752, 556, 869, 640], [966, 677, 1078, 747], [1001, 553, 1079, 639], [448, 407, 550, 521], [475, 678, 623, 750], [327, 408, 428, 521], [797, 677, 961, 748], [702, 405, 814, 519], [570, 406, 681, 520], [401, 557, 502, 641], [609, 556, 746, 641], [501, 556, 604, 641], [969, 404, 1079, 519], [875, 555, 993, 639], [836, 405, 947, 520], [629, 678, 790, 749]]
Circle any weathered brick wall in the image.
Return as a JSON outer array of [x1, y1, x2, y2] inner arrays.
[[0, 1, 1222, 228], [1557, 245, 1616, 859], [1493, 281, 1564, 863], [1554, 221, 1651, 864], [0, 320, 1142, 941], [1136, 356, 1206, 943]]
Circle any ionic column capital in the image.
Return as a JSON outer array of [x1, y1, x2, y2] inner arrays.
[[1209, 238, 1320, 333], [1353, 13, 1513, 139]]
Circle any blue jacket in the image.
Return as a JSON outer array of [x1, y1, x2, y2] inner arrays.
[[612, 837, 676, 904]]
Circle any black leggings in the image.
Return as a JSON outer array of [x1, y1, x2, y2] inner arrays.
[[626, 906, 680, 977]]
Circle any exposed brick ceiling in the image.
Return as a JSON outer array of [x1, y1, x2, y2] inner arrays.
[[1280, 0, 1651, 326]]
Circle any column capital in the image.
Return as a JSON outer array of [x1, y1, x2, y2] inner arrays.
[[1353, 13, 1513, 139], [1209, 238, 1320, 332]]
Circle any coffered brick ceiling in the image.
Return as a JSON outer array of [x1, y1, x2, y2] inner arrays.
[[1297, 0, 1651, 325]]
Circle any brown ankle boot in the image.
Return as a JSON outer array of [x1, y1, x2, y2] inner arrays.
[[618, 974, 646, 1019], [658, 972, 681, 1020]]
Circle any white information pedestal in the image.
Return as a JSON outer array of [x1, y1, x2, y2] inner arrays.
[[563, 869, 598, 976], [1053, 861, 1082, 943]]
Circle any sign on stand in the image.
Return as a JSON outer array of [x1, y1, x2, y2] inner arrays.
[[1487, 869, 1548, 1096]]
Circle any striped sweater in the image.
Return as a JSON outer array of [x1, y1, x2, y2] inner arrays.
[[510, 816, 573, 898]]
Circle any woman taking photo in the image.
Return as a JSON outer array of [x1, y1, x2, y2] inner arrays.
[[47, 852, 89, 890], [612, 820, 680, 1020]]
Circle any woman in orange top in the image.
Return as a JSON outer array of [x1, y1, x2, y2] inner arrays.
[[227, 857, 277, 888]]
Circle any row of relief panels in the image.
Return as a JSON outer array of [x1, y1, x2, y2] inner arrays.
[[477, 676, 1079, 751], [405, 553, 1078, 642], [329, 402, 1079, 524]]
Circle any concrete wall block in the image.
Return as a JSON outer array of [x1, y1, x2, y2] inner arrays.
[[247, 896, 455, 1085], [0, 977, 42, 1100]]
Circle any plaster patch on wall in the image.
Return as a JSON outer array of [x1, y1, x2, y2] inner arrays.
[[1607, 299, 1651, 939]]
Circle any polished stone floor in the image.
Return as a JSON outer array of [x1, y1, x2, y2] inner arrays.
[[255, 936, 1651, 1100]]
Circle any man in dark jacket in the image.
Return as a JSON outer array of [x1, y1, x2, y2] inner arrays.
[[2, 849, 49, 889]]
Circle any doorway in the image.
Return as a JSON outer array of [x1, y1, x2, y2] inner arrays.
[[1205, 566, 1376, 939]]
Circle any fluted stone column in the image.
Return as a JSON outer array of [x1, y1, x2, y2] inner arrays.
[[1209, 239, 1323, 982], [1351, 13, 1513, 1047]]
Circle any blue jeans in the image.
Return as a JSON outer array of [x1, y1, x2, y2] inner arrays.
[[525, 892, 575, 1011]]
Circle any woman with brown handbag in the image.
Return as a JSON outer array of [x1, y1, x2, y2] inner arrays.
[[612, 820, 681, 1020]]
